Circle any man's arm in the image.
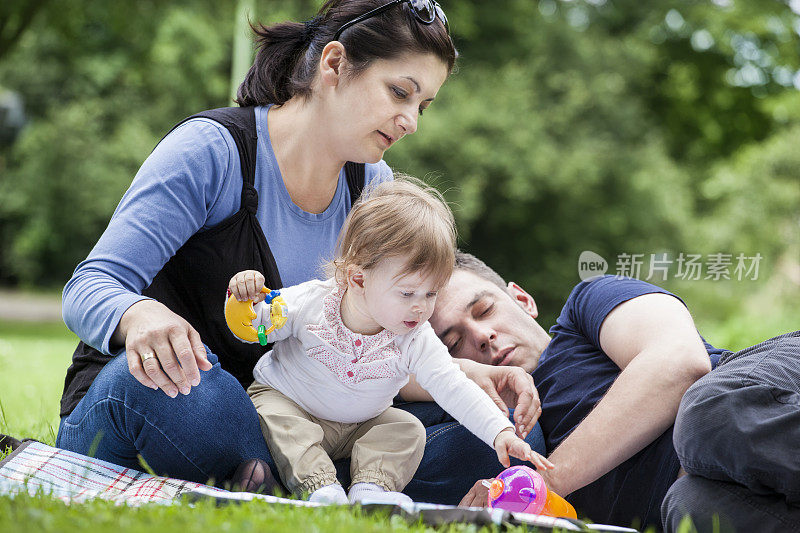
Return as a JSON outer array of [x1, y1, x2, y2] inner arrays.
[[541, 292, 711, 496]]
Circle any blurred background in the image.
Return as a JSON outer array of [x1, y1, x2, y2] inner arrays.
[[0, 0, 798, 352]]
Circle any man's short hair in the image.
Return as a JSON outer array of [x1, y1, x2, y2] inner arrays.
[[454, 250, 507, 290]]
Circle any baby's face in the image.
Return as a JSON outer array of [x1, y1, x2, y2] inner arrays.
[[361, 256, 441, 335]]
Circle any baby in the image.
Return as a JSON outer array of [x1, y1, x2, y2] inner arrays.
[[228, 176, 551, 505]]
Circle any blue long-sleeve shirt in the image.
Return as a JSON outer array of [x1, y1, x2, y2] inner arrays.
[[62, 105, 392, 355]]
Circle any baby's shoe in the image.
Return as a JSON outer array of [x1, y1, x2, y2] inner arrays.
[[348, 482, 413, 505], [309, 483, 349, 504]]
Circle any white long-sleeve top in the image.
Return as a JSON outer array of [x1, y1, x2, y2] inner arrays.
[[249, 278, 513, 448]]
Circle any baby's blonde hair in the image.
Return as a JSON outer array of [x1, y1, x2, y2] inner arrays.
[[329, 174, 456, 290]]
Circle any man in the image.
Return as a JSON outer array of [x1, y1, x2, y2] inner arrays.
[[427, 251, 800, 532]]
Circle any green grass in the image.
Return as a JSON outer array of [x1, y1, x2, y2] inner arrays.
[[0, 493, 497, 533], [0, 319, 591, 532], [0, 320, 76, 441]]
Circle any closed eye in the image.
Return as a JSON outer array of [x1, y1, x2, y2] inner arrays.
[[447, 337, 461, 354], [472, 299, 495, 318], [391, 85, 408, 99]]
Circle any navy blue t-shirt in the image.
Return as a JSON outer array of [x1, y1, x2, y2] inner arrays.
[[532, 276, 727, 528]]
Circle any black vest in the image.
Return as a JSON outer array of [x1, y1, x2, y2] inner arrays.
[[60, 106, 365, 417]]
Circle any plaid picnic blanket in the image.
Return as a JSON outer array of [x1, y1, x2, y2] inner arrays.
[[0, 440, 227, 505], [0, 441, 637, 532]]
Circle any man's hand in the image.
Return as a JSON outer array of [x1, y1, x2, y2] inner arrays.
[[459, 479, 491, 508], [458, 359, 541, 438], [118, 299, 212, 397]]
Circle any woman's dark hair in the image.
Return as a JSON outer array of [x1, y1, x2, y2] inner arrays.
[[235, 0, 457, 106]]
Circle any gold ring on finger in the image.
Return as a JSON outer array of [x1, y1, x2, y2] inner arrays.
[[140, 351, 157, 363]]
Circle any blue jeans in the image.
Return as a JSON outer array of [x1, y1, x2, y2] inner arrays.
[[57, 350, 546, 503], [57, 351, 274, 484]]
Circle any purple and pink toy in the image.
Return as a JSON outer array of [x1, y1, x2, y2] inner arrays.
[[486, 465, 577, 518]]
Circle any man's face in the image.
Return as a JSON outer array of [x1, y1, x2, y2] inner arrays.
[[429, 270, 549, 373]]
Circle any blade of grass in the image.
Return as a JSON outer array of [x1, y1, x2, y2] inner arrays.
[[137, 454, 157, 476]]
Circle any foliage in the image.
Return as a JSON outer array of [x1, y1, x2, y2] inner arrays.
[[389, 0, 800, 326], [0, 1, 49, 62], [0, 0, 235, 286], [0, 0, 798, 332]]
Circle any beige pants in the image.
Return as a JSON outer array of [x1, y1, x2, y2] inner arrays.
[[247, 382, 426, 494]]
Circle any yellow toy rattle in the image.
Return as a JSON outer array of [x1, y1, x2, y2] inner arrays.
[[224, 286, 288, 346]]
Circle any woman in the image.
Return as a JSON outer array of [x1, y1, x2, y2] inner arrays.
[[56, 0, 543, 502]]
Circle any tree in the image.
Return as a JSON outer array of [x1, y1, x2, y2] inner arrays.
[[0, 0, 49, 62], [0, 0, 797, 341]]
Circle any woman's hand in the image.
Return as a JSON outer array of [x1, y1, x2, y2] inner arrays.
[[457, 359, 541, 438], [117, 299, 212, 397], [229, 270, 267, 303]]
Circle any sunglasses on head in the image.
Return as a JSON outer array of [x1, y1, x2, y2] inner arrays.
[[333, 0, 449, 42]]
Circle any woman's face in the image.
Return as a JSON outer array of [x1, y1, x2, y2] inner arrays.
[[327, 52, 449, 164]]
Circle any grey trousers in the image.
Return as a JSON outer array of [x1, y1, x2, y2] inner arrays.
[[662, 331, 800, 533]]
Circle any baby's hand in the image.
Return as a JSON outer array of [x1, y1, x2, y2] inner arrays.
[[229, 270, 267, 303], [493, 428, 554, 470]]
